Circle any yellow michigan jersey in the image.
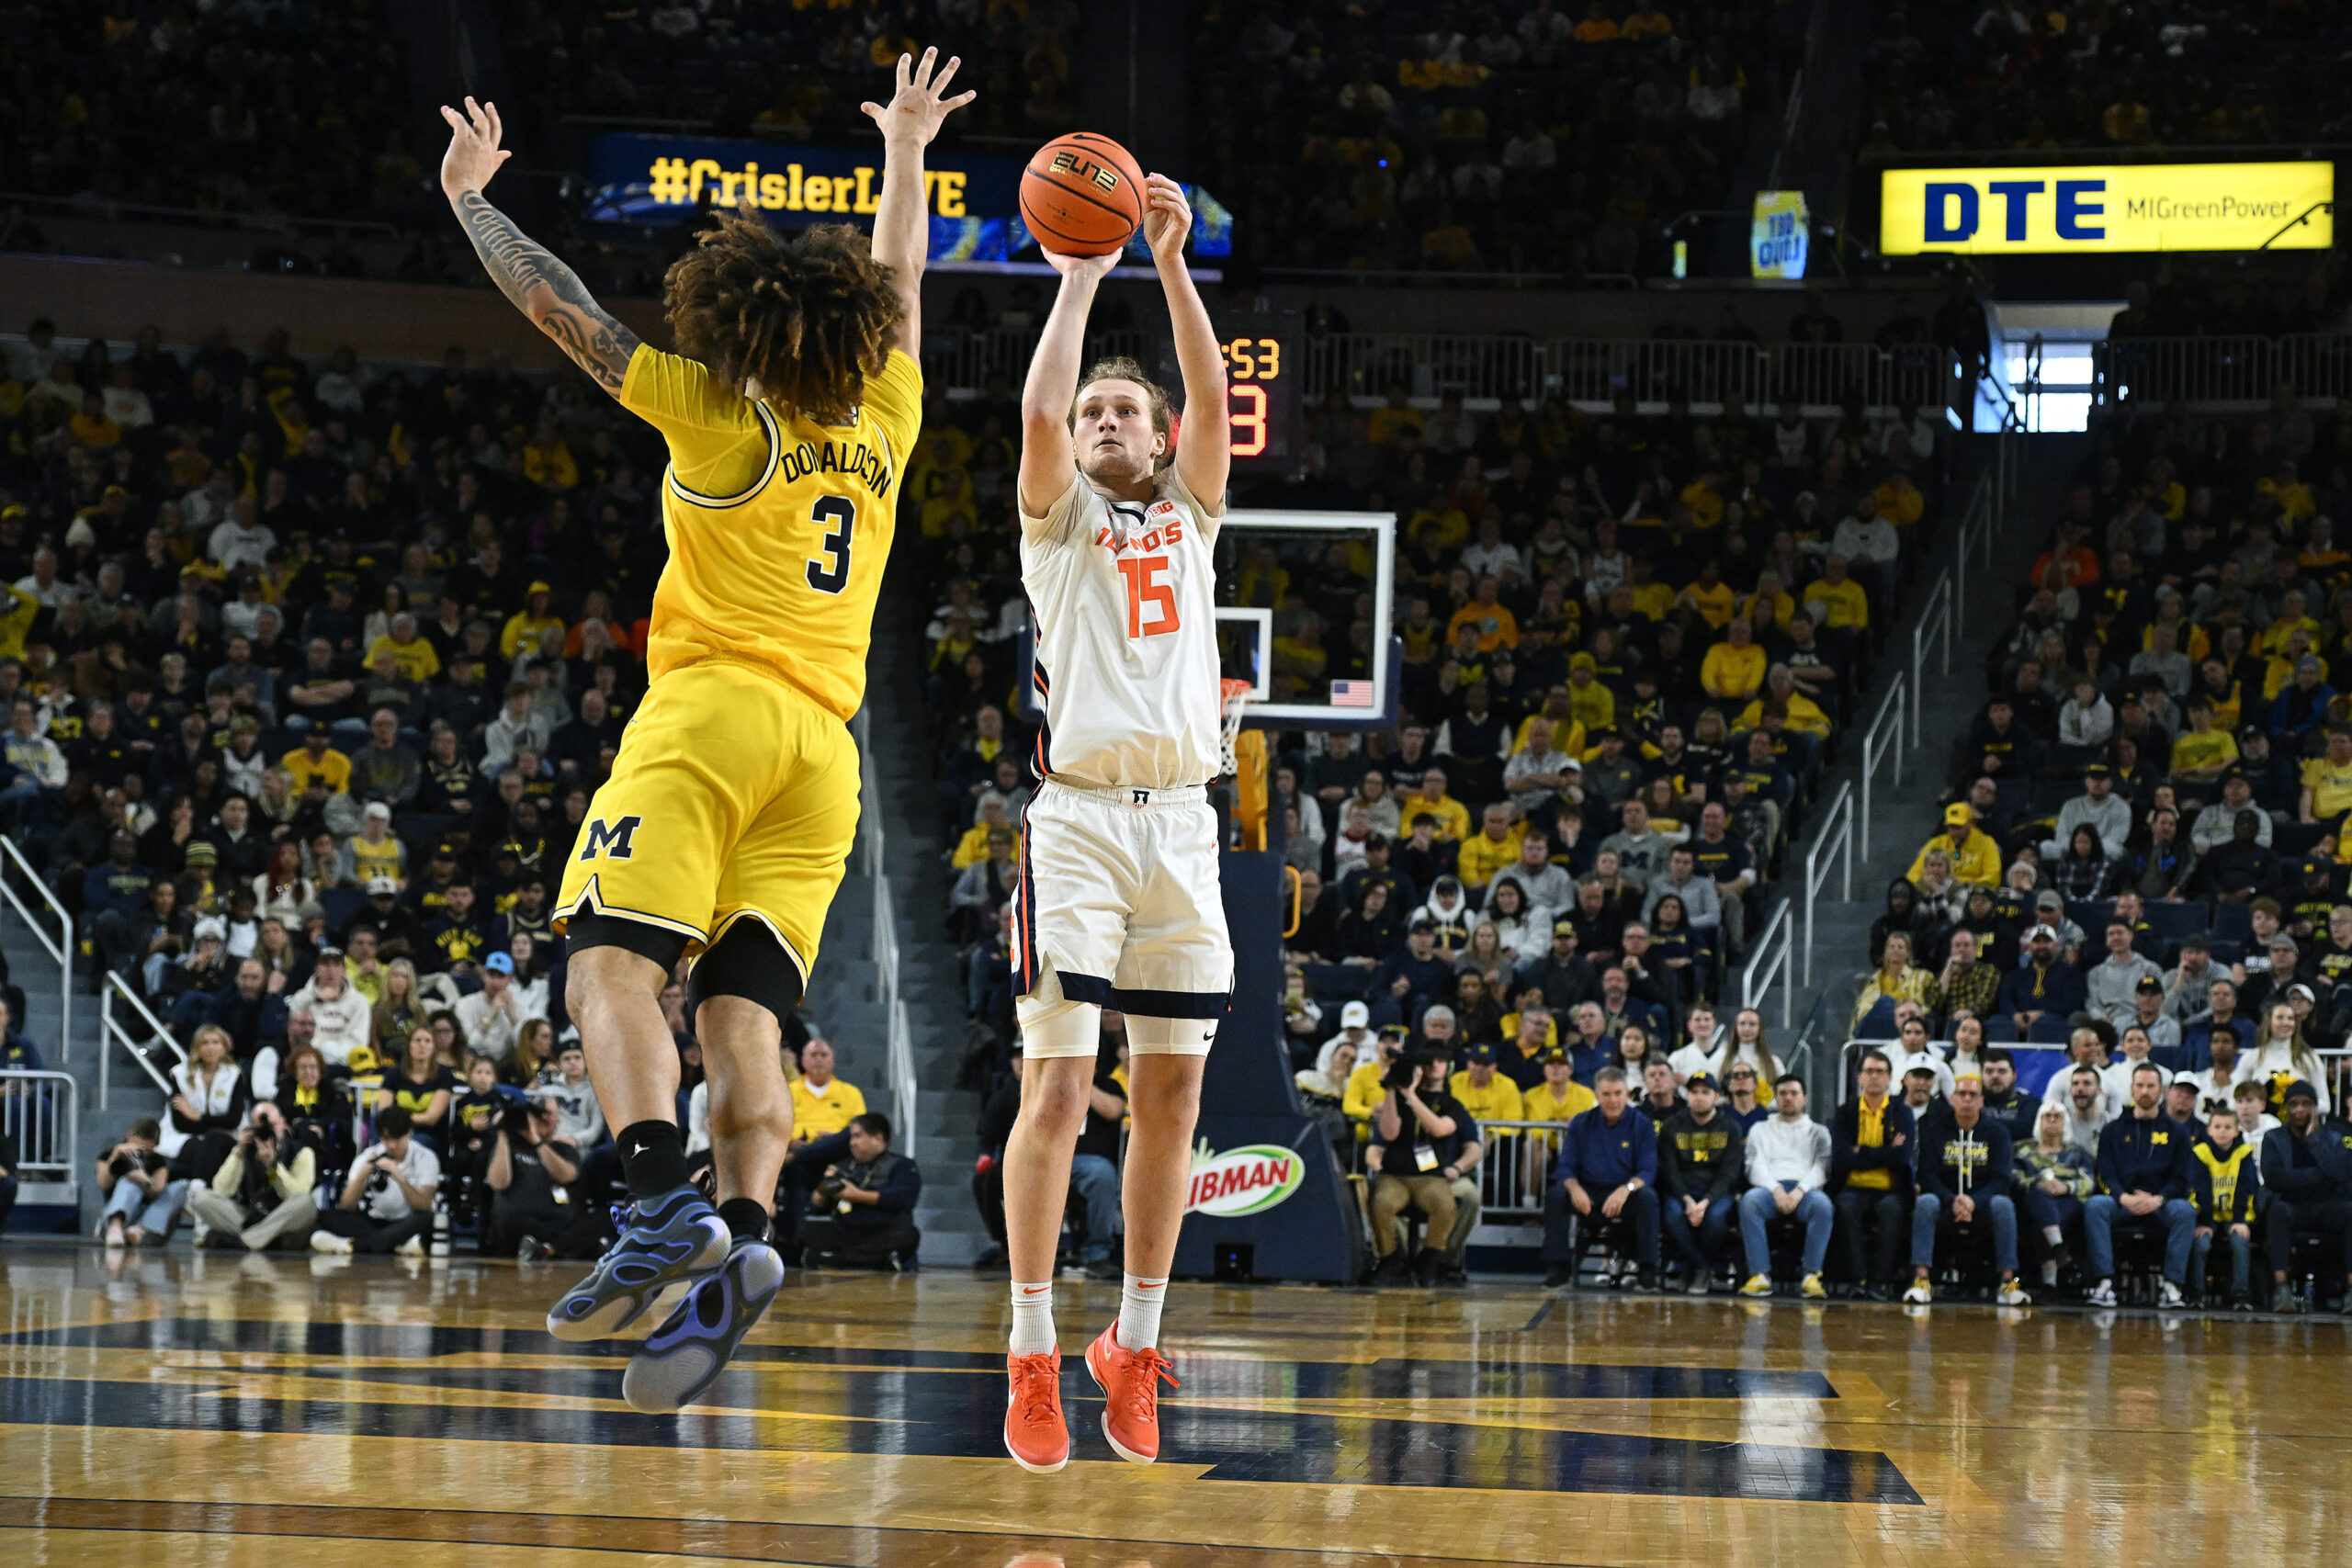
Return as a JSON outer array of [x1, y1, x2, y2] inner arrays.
[[630, 344, 921, 716], [556, 343, 922, 979]]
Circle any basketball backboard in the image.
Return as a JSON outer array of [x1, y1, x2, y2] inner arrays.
[[1210, 509, 1396, 731]]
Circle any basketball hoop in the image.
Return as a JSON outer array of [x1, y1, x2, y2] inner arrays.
[[1218, 678, 1255, 777]]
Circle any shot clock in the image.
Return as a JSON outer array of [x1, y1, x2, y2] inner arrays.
[[1153, 312, 1303, 479]]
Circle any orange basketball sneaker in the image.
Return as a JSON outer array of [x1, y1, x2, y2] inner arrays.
[[1084, 1324, 1179, 1464], [1004, 1350, 1069, 1473]]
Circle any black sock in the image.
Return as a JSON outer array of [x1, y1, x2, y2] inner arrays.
[[617, 1120, 691, 1200], [718, 1198, 771, 1244]]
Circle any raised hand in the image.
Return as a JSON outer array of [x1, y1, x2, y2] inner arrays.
[[861, 48, 977, 148], [1042, 247, 1122, 282], [438, 96, 514, 198], [1140, 174, 1193, 264]]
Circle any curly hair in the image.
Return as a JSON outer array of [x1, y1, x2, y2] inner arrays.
[[662, 213, 902, 425]]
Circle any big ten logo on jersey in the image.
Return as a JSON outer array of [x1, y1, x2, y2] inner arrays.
[[577, 815, 643, 862], [1098, 501, 1186, 638]]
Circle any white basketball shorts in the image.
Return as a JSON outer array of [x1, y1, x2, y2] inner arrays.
[[1011, 779, 1233, 1048]]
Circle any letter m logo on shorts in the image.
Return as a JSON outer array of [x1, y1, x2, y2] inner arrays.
[[578, 815, 643, 862]]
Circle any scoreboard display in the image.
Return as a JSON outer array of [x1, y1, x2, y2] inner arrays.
[[1158, 312, 1303, 479]]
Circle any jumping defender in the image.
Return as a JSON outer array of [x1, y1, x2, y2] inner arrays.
[[1001, 178, 1233, 1472], [435, 54, 970, 1412]]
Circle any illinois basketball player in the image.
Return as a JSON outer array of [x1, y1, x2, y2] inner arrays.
[[999, 176, 1233, 1472]]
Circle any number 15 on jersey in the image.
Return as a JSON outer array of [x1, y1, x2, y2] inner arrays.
[[1115, 556, 1178, 638]]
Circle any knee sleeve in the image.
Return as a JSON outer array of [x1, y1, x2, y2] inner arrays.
[[1015, 997, 1101, 1059], [1127, 1014, 1217, 1055]]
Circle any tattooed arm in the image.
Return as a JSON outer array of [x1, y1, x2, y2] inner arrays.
[[438, 96, 639, 395]]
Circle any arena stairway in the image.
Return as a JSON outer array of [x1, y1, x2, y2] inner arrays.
[[0, 874, 137, 1235], [1800, 434, 2087, 1055], [807, 593, 989, 1268]]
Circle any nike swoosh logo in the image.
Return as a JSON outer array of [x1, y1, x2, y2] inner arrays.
[[1022, 1286, 1050, 1296], [1136, 1283, 1164, 1291]]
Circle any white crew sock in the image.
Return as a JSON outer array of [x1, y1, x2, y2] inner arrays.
[[1116, 1273, 1169, 1351], [2041, 1224, 2064, 1247], [1009, 1280, 1057, 1356]]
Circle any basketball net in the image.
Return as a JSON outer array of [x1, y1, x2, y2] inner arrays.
[[1221, 678, 1269, 852]]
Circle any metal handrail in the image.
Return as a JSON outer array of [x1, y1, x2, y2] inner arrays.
[[0, 1067, 79, 1204], [1909, 570, 1953, 750], [1857, 675, 1905, 864], [1951, 475, 1995, 627], [853, 710, 918, 1145], [1740, 897, 1794, 1029], [1800, 783, 1855, 989], [0, 834, 73, 1063], [97, 971, 182, 1111]]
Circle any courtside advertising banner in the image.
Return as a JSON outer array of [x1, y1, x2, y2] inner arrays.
[[1880, 161, 2334, 254]]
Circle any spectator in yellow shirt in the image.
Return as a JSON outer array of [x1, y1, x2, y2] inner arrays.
[[2168, 697, 2239, 784], [1909, 802, 2004, 886], [952, 796, 1022, 868], [1735, 667, 1834, 739], [1566, 653, 1616, 732], [1677, 560, 1736, 629], [1406, 768, 1474, 841], [1873, 469, 1925, 527], [788, 1037, 866, 1143], [2300, 726, 2352, 822], [1740, 570, 1796, 633], [1803, 554, 1871, 629], [1446, 576, 1521, 652], [1572, 3, 1621, 44], [1456, 804, 1528, 890], [281, 728, 353, 795], [365, 613, 442, 683], [500, 581, 567, 660], [1450, 1042, 1525, 1123], [1701, 618, 1767, 704], [1365, 381, 1424, 447], [1620, 0, 1674, 41]]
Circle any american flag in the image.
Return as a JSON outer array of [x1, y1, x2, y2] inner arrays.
[[1329, 680, 1374, 709]]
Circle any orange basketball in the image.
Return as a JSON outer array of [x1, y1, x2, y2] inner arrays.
[[1019, 132, 1147, 257]]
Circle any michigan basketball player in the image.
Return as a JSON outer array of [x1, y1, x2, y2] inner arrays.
[[435, 53, 971, 1413]]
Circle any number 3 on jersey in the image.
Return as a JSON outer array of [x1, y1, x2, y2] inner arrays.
[[806, 494, 854, 594], [1116, 556, 1180, 638]]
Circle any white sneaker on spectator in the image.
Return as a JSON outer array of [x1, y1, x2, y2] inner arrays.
[[396, 1235, 425, 1259], [311, 1230, 354, 1256], [2086, 1279, 2117, 1306], [2158, 1280, 2185, 1308], [1996, 1281, 2031, 1306], [1738, 1274, 1773, 1297], [1685, 1272, 1711, 1296], [1901, 1280, 1931, 1305]]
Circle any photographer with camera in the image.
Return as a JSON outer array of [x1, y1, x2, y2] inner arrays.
[[95, 1117, 187, 1247], [187, 1100, 319, 1251], [1364, 1041, 1484, 1286], [1542, 1065, 1661, 1291], [793, 1112, 923, 1270], [487, 1092, 597, 1260], [311, 1105, 440, 1256]]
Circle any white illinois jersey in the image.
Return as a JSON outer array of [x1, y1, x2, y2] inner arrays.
[[1019, 467, 1223, 790]]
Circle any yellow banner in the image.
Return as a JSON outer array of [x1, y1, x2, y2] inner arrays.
[[1881, 162, 2333, 254]]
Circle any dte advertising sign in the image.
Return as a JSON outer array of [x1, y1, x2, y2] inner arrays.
[[1880, 161, 2334, 254], [582, 132, 1229, 261]]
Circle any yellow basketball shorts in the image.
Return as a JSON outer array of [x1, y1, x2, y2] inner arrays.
[[555, 660, 860, 991]]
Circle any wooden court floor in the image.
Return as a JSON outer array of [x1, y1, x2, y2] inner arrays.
[[0, 1241, 2346, 1568]]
